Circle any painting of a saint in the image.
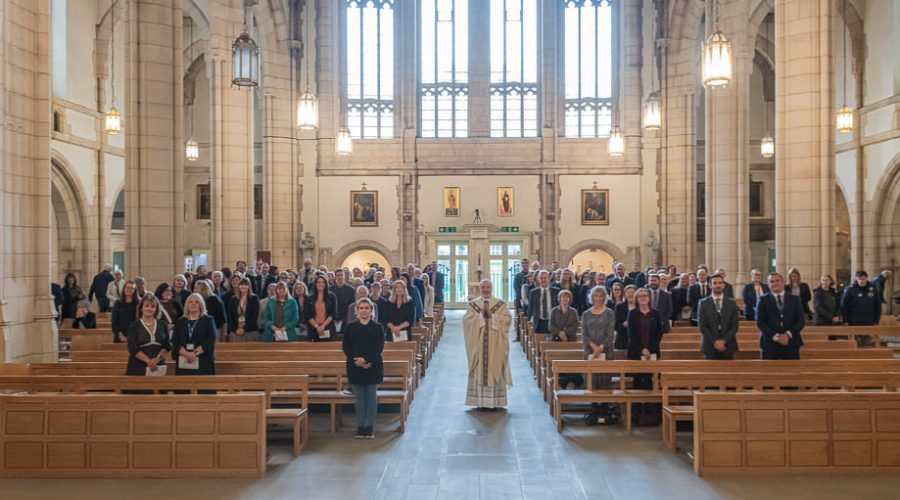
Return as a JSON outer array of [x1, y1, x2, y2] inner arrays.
[[581, 189, 609, 225], [444, 187, 460, 217], [498, 187, 514, 217], [350, 190, 378, 227]]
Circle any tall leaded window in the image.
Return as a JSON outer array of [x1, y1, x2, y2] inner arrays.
[[490, 0, 539, 138], [345, 0, 394, 138], [564, 0, 614, 137], [420, 0, 468, 137]]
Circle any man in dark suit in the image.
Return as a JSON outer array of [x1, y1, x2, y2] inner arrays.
[[528, 270, 559, 334], [871, 269, 892, 307], [647, 272, 672, 333], [427, 261, 445, 304], [687, 267, 711, 325], [713, 268, 735, 299], [606, 262, 633, 289], [698, 274, 740, 359], [756, 272, 805, 360], [512, 258, 530, 311], [741, 268, 769, 320]]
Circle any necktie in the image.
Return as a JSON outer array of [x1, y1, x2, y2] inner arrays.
[[776, 294, 784, 311], [652, 291, 658, 308], [701, 284, 706, 296], [715, 297, 722, 314], [541, 288, 548, 320]]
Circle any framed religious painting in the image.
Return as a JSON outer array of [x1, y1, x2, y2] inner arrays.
[[443, 187, 460, 217], [581, 189, 609, 225], [749, 181, 764, 217], [197, 183, 211, 220], [497, 187, 514, 217], [350, 190, 378, 227]]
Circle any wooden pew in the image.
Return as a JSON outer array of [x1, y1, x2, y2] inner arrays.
[[0, 393, 266, 478], [21, 360, 411, 434], [660, 372, 900, 453], [693, 391, 900, 476], [551, 358, 900, 432], [0, 374, 310, 456]]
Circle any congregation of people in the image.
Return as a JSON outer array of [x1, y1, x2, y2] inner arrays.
[[513, 257, 893, 364]]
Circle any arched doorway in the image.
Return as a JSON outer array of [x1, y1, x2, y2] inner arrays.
[[569, 248, 615, 276], [341, 249, 390, 274], [51, 158, 89, 284], [835, 185, 851, 287], [110, 190, 125, 272]]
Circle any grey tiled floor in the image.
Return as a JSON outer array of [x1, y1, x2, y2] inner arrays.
[[3, 310, 900, 499]]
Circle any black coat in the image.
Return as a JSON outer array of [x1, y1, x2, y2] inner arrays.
[[112, 299, 138, 342], [72, 312, 97, 329], [332, 284, 357, 322], [342, 320, 385, 385], [226, 295, 261, 333], [840, 283, 881, 326], [381, 300, 416, 341], [171, 315, 216, 375], [626, 307, 662, 359], [304, 292, 338, 341], [756, 293, 805, 355], [787, 282, 813, 318], [205, 295, 227, 329], [813, 287, 840, 325], [741, 282, 769, 321], [613, 302, 634, 350], [126, 319, 171, 375], [671, 287, 690, 321], [61, 285, 84, 319]]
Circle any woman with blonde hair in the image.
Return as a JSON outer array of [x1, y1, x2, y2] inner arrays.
[[383, 281, 415, 342], [787, 267, 813, 320], [195, 279, 226, 341], [172, 293, 216, 375], [227, 277, 260, 342], [125, 293, 170, 376], [263, 281, 300, 341], [421, 272, 435, 317]]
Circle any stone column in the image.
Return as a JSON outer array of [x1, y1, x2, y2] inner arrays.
[[0, 0, 56, 362], [538, 174, 560, 264], [703, 0, 750, 281], [774, 0, 835, 276], [208, 53, 254, 269], [124, 0, 185, 284]]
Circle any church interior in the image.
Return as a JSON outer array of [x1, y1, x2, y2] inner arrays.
[[2, 0, 900, 498]]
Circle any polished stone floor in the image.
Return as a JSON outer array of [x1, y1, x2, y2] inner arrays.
[[3, 310, 900, 499]]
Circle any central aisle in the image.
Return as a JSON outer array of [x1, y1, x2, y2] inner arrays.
[[3, 311, 900, 499]]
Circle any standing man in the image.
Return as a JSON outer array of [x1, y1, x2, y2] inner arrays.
[[647, 272, 673, 333], [463, 280, 512, 410], [528, 270, 559, 334], [741, 269, 768, 320], [756, 273, 805, 360], [841, 271, 882, 346], [713, 268, 735, 299], [332, 269, 357, 333], [300, 258, 317, 287], [89, 264, 116, 313], [513, 258, 530, 311], [871, 268, 893, 309], [428, 260, 445, 304], [698, 274, 740, 359], [688, 267, 711, 325], [605, 263, 633, 289]]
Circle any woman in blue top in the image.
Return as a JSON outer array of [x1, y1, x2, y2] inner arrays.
[[262, 281, 300, 341]]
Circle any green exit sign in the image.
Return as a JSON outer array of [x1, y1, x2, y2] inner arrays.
[[439, 226, 457, 233], [501, 226, 520, 233]]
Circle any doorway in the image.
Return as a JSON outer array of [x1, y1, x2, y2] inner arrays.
[[436, 242, 470, 307], [488, 241, 523, 303]]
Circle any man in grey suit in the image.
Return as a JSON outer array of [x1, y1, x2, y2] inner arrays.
[[698, 274, 740, 359], [647, 272, 672, 333]]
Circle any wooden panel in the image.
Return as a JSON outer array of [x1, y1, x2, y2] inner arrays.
[[0, 394, 265, 478], [695, 392, 900, 476], [700, 410, 741, 433]]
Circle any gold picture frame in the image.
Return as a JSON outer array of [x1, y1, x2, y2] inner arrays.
[[497, 187, 514, 217], [581, 189, 609, 225], [350, 190, 378, 227], [197, 183, 211, 220], [443, 187, 460, 217]]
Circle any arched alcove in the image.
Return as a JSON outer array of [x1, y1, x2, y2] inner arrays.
[[341, 249, 390, 273], [50, 157, 90, 283], [331, 241, 397, 271], [835, 184, 852, 287], [561, 240, 625, 275]]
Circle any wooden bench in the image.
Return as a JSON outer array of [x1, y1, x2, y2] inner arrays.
[[551, 359, 900, 432], [0, 374, 310, 456], [0, 393, 266, 478], [661, 372, 900, 453], [693, 391, 900, 476]]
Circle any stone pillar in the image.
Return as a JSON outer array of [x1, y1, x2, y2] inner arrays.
[[397, 174, 419, 265], [208, 54, 254, 269], [0, 0, 57, 362], [124, 0, 185, 284], [704, 0, 750, 281], [93, 23, 113, 269], [539, 174, 560, 264], [774, 0, 835, 277]]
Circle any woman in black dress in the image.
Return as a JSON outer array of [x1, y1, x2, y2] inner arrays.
[[787, 267, 813, 320], [125, 293, 171, 376], [61, 273, 85, 320], [626, 289, 662, 389], [613, 285, 637, 350], [382, 281, 415, 342], [227, 277, 261, 342], [813, 274, 842, 326], [196, 279, 226, 341], [342, 298, 385, 439], [112, 281, 139, 343], [172, 292, 216, 375], [155, 282, 183, 339]]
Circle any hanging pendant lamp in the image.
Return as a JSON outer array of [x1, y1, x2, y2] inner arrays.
[[105, 6, 121, 135], [232, 1, 259, 88], [702, 0, 733, 89], [836, 0, 853, 133], [335, 126, 353, 155], [296, 3, 318, 130]]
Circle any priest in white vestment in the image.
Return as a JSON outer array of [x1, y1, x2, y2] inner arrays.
[[463, 280, 513, 409]]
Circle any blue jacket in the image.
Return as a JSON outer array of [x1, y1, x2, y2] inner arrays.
[[741, 282, 769, 321], [430, 270, 446, 303], [840, 283, 881, 326], [755, 292, 805, 353]]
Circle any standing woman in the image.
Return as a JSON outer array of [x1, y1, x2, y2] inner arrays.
[[383, 281, 415, 342], [196, 280, 227, 341], [61, 273, 85, 320], [613, 285, 637, 349], [112, 281, 139, 343], [607, 282, 625, 309], [581, 286, 616, 391], [155, 282, 184, 339], [421, 273, 435, 318], [627, 289, 662, 389], [787, 268, 813, 320], [172, 293, 216, 375], [172, 274, 191, 306], [125, 294, 171, 376], [670, 273, 692, 322], [549, 289, 579, 342], [263, 281, 300, 341], [227, 277, 261, 342], [343, 298, 385, 439], [292, 281, 309, 339], [305, 275, 337, 341], [813, 274, 842, 326]]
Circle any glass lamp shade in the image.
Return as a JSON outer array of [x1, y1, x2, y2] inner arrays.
[[836, 105, 854, 133], [296, 90, 319, 130], [335, 126, 353, 155], [105, 106, 121, 135], [231, 32, 259, 87], [642, 91, 662, 131], [607, 127, 625, 157], [702, 30, 733, 88], [760, 133, 775, 158], [185, 137, 199, 161]]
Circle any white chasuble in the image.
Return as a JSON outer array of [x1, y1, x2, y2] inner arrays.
[[463, 296, 513, 408]]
